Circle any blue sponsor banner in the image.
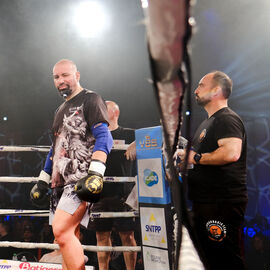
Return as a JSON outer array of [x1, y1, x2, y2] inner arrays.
[[136, 126, 163, 158], [135, 126, 171, 204]]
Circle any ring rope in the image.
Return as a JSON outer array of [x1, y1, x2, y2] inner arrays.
[[89, 211, 139, 218], [0, 177, 38, 183], [0, 144, 129, 152], [0, 209, 139, 218], [0, 146, 50, 152], [0, 176, 136, 183], [0, 145, 139, 253], [0, 241, 141, 252]]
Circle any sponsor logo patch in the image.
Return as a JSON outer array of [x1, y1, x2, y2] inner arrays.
[[206, 220, 226, 241], [199, 129, 207, 142]]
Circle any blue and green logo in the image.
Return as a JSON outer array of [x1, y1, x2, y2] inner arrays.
[[143, 169, 158, 186]]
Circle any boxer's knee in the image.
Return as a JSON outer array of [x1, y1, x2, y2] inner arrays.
[[52, 222, 67, 245], [52, 213, 71, 245], [119, 231, 136, 245], [96, 231, 111, 245]]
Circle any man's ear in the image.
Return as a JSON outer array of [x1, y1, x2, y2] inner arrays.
[[76, 71, 80, 81], [114, 109, 120, 118], [213, 86, 222, 97]]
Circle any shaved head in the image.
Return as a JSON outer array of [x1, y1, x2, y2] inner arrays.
[[53, 59, 78, 73], [106, 100, 120, 114], [105, 100, 120, 130]]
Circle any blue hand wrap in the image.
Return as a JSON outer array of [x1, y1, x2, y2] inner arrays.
[[91, 122, 113, 155], [44, 148, 53, 175]]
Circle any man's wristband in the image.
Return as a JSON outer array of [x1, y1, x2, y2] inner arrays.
[[88, 160, 106, 176], [38, 170, 51, 184]]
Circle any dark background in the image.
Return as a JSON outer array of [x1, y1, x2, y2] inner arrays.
[[0, 0, 270, 267]]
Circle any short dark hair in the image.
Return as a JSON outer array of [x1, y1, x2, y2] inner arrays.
[[211, 71, 232, 99]]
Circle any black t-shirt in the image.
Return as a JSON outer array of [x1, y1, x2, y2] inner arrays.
[[101, 126, 136, 199], [105, 126, 136, 177], [188, 107, 247, 203], [51, 89, 108, 187]]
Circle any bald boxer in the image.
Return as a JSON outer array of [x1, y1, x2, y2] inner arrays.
[[30, 59, 113, 270]]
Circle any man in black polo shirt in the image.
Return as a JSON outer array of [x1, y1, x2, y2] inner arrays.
[[177, 71, 247, 270]]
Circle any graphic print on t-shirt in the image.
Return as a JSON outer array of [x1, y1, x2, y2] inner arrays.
[[51, 104, 94, 187]]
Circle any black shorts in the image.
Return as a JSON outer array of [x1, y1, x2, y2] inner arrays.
[[88, 196, 136, 232]]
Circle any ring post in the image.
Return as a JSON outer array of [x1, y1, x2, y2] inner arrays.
[[136, 126, 173, 270]]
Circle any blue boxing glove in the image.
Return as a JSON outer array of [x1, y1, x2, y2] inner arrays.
[[75, 160, 106, 203], [30, 170, 51, 208]]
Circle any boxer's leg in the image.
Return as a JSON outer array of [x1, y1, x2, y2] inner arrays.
[[119, 231, 137, 270], [53, 201, 87, 270], [96, 231, 112, 270]]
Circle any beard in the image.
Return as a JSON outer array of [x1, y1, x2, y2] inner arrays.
[[58, 85, 72, 99], [195, 95, 211, 106]]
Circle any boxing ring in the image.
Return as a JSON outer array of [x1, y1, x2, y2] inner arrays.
[[0, 144, 140, 269], [0, 126, 205, 270]]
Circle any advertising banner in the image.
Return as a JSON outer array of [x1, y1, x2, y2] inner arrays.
[[135, 126, 171, 204], [142, 246, 170, 270], [140, 207, 168, 249], [0, 260, 94, 270]]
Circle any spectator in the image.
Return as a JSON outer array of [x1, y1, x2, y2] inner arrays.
[[246, 233, 270, 270], [0, 220, 14, 259]]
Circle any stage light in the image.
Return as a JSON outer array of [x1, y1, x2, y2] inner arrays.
[[141, 0, 148, 9], [73, 1, 109, 38]]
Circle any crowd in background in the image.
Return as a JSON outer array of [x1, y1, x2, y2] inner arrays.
[[0, 216, 143, 269], [1, 216, 270, 269]]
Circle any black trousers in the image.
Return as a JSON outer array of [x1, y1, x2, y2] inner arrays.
[[192, 202, 247, 270]]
